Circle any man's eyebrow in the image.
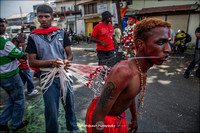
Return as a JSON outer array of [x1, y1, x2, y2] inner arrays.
[[158, 37, 169, 40], [155, 38, 169, 43]]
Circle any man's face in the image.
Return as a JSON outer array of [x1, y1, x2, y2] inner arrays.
[[37, 12, 53, 29], [0, 22, 6, 35], [105, 17, 112, 23], [143, 27, 171, 65], [129, 20, 134, 25]]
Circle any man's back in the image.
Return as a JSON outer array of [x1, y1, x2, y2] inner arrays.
[[97, 59, 141, 116]]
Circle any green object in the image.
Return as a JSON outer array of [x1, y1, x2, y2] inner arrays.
[[130, 50, 136, 57]]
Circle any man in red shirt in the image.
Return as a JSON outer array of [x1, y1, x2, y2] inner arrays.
[[90, 11, 117, 66]]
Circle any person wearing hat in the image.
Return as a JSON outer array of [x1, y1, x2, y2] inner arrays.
[[90, 11, 117, 67]]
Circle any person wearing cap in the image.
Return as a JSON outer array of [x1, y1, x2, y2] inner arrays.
[[90, 11, 117, 66], [121, 17, 137, 57]]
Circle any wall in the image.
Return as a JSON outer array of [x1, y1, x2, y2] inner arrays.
[[188, 14, 200, 46], [146, 13, 199, 44], [55, 1, 74, 12], [167, 14, 189, 32], [77, 19, 85, 36], [129, 0, 199, 44]]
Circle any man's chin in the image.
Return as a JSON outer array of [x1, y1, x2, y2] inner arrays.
[[155, 61, 165, 65], [41, 25, 49, 28]]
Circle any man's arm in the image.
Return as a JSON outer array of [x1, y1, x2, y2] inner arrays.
[[92, 66, 132, 132], [63, 32, 73, 69], [90, 36, 107, 47], [63, 46, 73, 70], [64, 46, 73, 61], [113, 35, 118, 49], [5, 41, 27, 60], [28, 53, 58, 68], [129, 99, 138, 133]]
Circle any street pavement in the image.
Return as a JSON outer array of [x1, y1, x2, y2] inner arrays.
[[0, 41, 199, 132]]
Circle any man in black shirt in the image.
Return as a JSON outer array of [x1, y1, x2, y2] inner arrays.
[[184, 25, 200, 79], [26, 5, 79, 133]]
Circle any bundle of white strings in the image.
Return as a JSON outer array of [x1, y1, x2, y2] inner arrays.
[[40, 63, 112, 105], [40, 65, 73, 106], [68, 64, 111, 97]]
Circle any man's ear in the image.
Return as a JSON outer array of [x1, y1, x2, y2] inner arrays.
[[51, 15, 54, 21], [135, 39, 145, 51]]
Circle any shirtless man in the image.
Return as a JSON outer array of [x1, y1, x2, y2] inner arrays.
[[86, 18, 171, 133]]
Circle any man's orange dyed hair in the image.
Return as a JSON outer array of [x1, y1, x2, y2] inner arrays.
[[133, 18, 171, 43]]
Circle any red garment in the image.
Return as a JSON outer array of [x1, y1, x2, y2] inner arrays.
[[86, 97, 128, 133], [91, 23, 115, 51], [18, 59, 29, 70], [30, 67, 40, 71], [121, 6, 128, 21], [31, 26, 59, 34]]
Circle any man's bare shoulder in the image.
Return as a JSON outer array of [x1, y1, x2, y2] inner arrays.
[[107, 60, 134, 81]]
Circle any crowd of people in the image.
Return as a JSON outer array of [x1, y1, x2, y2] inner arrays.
[[0, 5, 199, 133]]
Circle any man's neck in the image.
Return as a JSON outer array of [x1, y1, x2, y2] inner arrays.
[[102, 21, 109, 25], [41, 26, 52, 29], [134, 56, 153, 73]]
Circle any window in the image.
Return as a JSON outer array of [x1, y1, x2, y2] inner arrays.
[[74, 5, 79, 11], [12, 29, 21, 33], [61, 6, 66, 12], [84, 3, 97, 15]]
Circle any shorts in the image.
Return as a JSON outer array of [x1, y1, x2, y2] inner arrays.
[[86, 96, 128, 133]]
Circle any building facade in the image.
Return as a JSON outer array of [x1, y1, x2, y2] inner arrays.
[[53, 0, 82, 34], [77, 0, 119, 37], [127, 0, 200, 44]]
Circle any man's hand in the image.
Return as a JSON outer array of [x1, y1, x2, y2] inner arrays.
[[22, 53, 28, 60], [52, 58, 64, 68], [128, 117, 138, 133], [114, 42, 118, 49], [100, 40, 107, 47], [63, 59, 72, 70]]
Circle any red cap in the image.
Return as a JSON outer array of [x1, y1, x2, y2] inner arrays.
[[128, 17, 136, 21]]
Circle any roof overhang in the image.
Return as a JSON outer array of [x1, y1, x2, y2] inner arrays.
[[138, 4, 199, 15], [77, 0, 103, 5], [78, 13, 101, 20]]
